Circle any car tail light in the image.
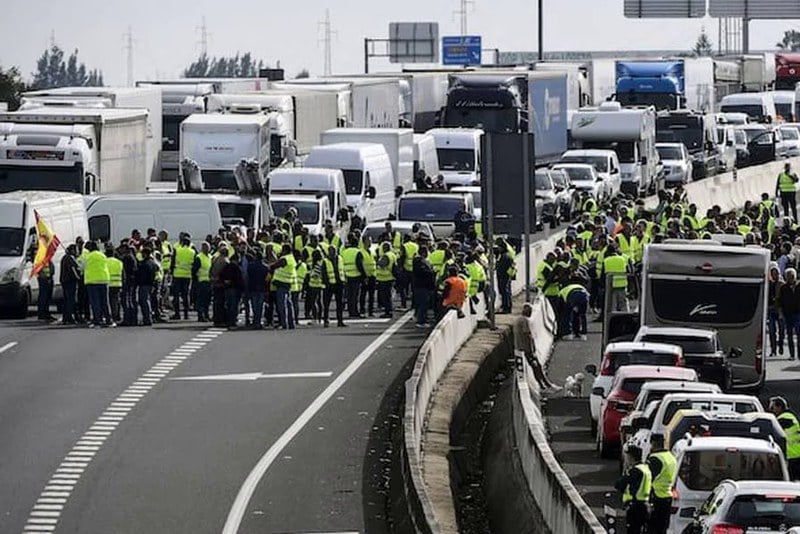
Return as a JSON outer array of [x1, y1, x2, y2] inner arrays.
[[711, 525, 745, 534], [601, 353, 612, 375], [609, 400, 633, 413]]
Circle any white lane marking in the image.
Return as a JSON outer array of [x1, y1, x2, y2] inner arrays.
[[22, 328, 223, 532], [222, 311, 413, 534], [0, 341, 17, 354], [171, 371, 334, 382]]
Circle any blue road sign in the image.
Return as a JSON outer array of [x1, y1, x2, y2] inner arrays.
[[442, 36, 482, 65]]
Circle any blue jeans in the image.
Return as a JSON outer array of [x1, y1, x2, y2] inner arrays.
[[275, 285, 295, 329], [414, 288, 432, 325], [785, 313, 800, 359], [62, 280, 77, 322], [196, 281, 211, 319], [566, 290, 589, 336], [498, 277, 512, 312], [225, 288, 241, 327], [86, 284, 106, 325], [250, 292, 265, 326], [138, 286, 153, 324], [37, 278, 53, 319], [768, 307, 785, 355]]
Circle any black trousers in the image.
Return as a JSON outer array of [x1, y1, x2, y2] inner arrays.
[[212, 286, 226, 326], [626, 502, 649, 534], [782, 191, 798, 221], [377, 280, 393, 314], [346, 277, 362, 317], [649, 497, 671, 534], [324, 285, 344, 325], [307, 287, 323, 321], [360, 276, 375, 316]]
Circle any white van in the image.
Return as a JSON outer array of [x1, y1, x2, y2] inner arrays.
[[85, 193, 265, 245], [427, 128, 483, 188], [559, 149, 622, 198], [0, 191, 89, 317], [303, 143, 394, 227], [270, 194, 333, 238], [268, 167, 350, 227], [396, 192, 474, 238], [412, 133, 441, 185], [720, 93, 778, 124]]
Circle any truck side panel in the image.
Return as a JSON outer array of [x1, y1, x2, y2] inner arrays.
[[529, 74, 568, 164], [352, 82, 401, 128], [293, 93, 340, 155], [99, 117, 148, 193]]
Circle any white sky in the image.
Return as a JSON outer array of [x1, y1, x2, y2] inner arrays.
[[0, 0, 798, 84]]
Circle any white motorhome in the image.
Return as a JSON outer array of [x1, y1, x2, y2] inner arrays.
[[0, 108, 149, 194], [427, 128, 483, 188], [20, 86, 163, 183], [320, 128, 414, 196], [0, 192, 88, 318], [84, 193, 266, 245], [570, 102, 659, 196], [303, 143, 395, 227], [268, 168, 349, 227], [719, 92, 777, 124], [179, 114, 272, 191]]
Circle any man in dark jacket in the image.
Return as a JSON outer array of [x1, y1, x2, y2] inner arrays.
[[60, 245, 80, 324], [37, 259, 56, 322], [780, 267, 800, 360], [412, 246, 435, 328], [120, 243, 139, 326], [136, 247, 159, 326], [247, 250, 269, 329], [220, 253, 245, 329]]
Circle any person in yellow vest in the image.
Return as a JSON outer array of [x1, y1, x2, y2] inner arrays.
[[375, 242, 397, 318], [616, 222, 634, 260], [359, 235, 377, 317], [307, 249, 327, 324], [321, 224, 342, 252], [560, 282, 590, 340], [465, 252, 486, 316], [428, 241, 449, 277], [600, 245, 630, 312], [341, 235, 367, 318], [171, 236, 196, 321], [777, 162, 799, 221], [646, 434, 677, 534], [770, 396, 800, 480], [323, 245, 346, 328], [615, 445, 651, 534], [270, 243, 297, 330], [105, 244, 123, 324], [192, 242, 213, 322], [292, 250, 307, 325], [382, 221, 403, 253], [83, 241, 114, 328], [398, 234, 419, 309]]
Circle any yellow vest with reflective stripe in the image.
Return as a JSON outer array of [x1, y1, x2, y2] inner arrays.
[[617, 234, 632, 259], [466, 261, 486, 297], [623, 464, 652, 504], [84, 250, 110, 284], [429, 249, 446, 273], [403, 241, 419, 272], [780, 172, 796, 193], [197, 253, 212, 283], [293, 261, 307, 292], [604, 255, 628, 289], [360, 245, 376, 277], [375, 251, 397, 282], [649, 450, 677, 499], [173, 246, 195, 279], [273, 254, 297, 286], [341, 247, 362, 279], [161, 242, 172, 271], [309, 263, 327, 289], [106, 257, 123, 288], [779, 412, 800, 460]]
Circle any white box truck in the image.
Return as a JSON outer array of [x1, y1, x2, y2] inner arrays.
[[179, 114, 272, 191], [19, 86, 163, 183], [0, 191, 89, 318], [320, 128, 414, 196], [0, 107, 149, 194]]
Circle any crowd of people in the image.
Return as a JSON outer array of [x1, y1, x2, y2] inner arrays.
[[36, 211, 517, 331]]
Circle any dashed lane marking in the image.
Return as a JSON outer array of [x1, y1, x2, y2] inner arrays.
[[21, 328, 223, 534], [0, 341, 18, 354]]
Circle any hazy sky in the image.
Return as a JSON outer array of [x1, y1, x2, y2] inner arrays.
[[1, 0, 797, 85]]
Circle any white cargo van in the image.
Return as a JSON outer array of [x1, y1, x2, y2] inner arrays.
[[397, 192, 474, 238], [268, 168, 350, 226], [303, 143, 394, 227], [719, 93, 777, 124], [270, 194, 333, 238], [0, 192, 89, 317], [84, 193, 265, 245], [412, 133, 441, 186], [427, 128, 483, 188]]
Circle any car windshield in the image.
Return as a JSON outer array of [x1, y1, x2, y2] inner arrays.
[[398, 197, 464, 223], [662, 401, 758, 427], [437, 148, 476, 171], [679, 450, 784, 491], [551, 171, 568, 188], [621, 378, 648, 396], [560, 155, 609, 173], [606, 351, 677, 375], [218, 203, 256, 227], [781, 127, 800, 140], [721, 104, 765, 122], [734, 130, 747, 144], [727, 495, 800, 528], [639, 335, 714, 354], [558, 166, 594, 181], [341, 169, 363, 195], [535, 172, 553, 190], [270, 201, 320, 225], [0, 227, 25, 257], [656, 146, 683, 160]]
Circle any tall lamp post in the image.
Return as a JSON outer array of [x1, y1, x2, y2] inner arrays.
[[538, 0, 544, 60]]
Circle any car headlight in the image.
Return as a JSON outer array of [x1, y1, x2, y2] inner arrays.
[[1, 267, 20, 284]]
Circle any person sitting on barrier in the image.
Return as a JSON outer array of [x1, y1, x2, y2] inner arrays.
[[515, 302, 561, 393], [440, 265, 468, 320]]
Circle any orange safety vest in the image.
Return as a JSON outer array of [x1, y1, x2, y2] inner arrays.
[[442, 276, 468, 309]]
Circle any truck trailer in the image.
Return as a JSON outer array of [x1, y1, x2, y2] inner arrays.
[[656, 109, 720, 179], [0, 107, 149, 194]]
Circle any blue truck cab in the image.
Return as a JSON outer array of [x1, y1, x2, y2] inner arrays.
[[615, 61, 685, 111]]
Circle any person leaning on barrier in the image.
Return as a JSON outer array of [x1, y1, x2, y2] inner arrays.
[[514, 302, 561, 393]]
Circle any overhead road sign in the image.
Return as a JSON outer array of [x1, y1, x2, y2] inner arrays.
[[709, 0, 800, 18], [442, 35, 482, 66], [388, 22, 439, 63], [624, 0, 706, 17]]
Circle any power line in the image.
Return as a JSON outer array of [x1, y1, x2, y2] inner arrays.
[[123, 26, 134, 87], [318, 9, 337, 76]]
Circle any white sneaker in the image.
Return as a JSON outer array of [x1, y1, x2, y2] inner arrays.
[[580, 335, 588, 341]]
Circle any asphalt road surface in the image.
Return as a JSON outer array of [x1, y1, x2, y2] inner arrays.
[[0, 311, 427, 534]]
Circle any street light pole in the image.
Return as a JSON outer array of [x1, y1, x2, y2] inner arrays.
[[538, 0, 544, 61]]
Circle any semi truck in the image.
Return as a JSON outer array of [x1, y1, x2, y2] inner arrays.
[[19, 86, 163, 184], [136, 78, 266, 181], [614, 58, 717, 112], [439, 71, 568, 165], [656, 109, 720, 179], [570, 101, 660, 196], [532, 62, 591, 110], [776, 52, 800, 90], [586, 59, 618, 106], [0, 107, 149, 194], [205, 90, 339, 163]]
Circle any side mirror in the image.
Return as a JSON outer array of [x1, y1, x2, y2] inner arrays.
[[641, 157, 648, 165], [729, 347, 743, 359], [591, 386, 605, 397], [394, 186, 403, 199], [632, 417, 648, 432], [585, 364, 598, 376], [596, 175, 604, 182], [368, 186, 377, 200]]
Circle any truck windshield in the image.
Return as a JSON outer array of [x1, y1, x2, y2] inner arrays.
[[656, 123, 703, 151], [341, 170, 363, 195], [776, 103, 794, 121], [721, 105, 765, 122], [558, 167, 594, 182], [678, 450, 784, 491], [218, 203, 256, 227], [0, 165, 83, 194], [437, 149, 476, 171], [399, 197, 464, 222], [650, 279, 761, 325], [0, 227, 25, 257], [617, 93, 678, 111], [656, 146, 683, 160], [163, 115, 184, 152], [271, 201, 320, 225], [560, 156, 609, 173], [202, 171, 238, 191], [444, 108, 518, 133]]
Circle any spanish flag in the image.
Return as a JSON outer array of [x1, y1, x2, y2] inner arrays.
[[31, 210, 61, 277]]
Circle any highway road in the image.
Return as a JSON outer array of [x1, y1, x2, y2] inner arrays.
[[0, 312, 427, 534]]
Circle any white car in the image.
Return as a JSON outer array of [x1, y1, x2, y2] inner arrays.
[[656, 143, 693, 186], [780, 125, 800, 158], [693, 480, 800, 534], [450, 186, 482, 221], [670, 436, 788, 534], [552, 163, 606, 201], [560, 149, 622, 198]]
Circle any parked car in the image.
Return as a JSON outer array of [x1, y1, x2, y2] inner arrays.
[[597, 365, 698, 458], [715, 125, 737, 173], [549, 168, 575, 220], [780, 125, 800, 158], [560, 148, 622, 198], [396, 192, 474, 238], [691, 480, 800, 534], [634, 326, 741, 392], [656, 143, 693, 186], [535, 169, 559, 226], [671, 437, 789, 534], [551, 163, 606, 202], [587, 342, 684, 435], [733, 127, 750, 168]]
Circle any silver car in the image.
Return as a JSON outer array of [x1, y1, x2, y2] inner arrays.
[[656, 143, 693, 186]]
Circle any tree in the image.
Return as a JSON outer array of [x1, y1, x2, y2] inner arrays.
[[777, 30, 800, 52], [183, 52, 266, 78], [0, 65, 28, 110], [31, 45, 103, 89], [295, 69, 310, 79], [692, 29, 714, 57]]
